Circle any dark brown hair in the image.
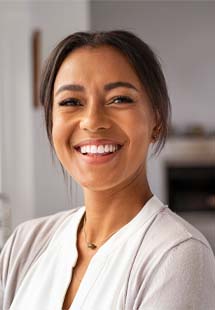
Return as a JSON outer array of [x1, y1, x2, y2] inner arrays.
[[40, 30, 171, 155]]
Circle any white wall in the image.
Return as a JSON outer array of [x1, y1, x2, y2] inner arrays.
[[0, 2, 35, 230]]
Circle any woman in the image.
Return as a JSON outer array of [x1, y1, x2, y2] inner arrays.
[[0, 30, 215, 310]]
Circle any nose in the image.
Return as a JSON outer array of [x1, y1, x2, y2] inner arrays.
[[79, 101, 111, 132]]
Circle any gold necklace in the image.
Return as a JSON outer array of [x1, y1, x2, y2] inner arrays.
[[83, 213, 119, 250]]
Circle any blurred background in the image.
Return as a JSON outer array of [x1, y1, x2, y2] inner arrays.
[[0, 0, 214, 252]]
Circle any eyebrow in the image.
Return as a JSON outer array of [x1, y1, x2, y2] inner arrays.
[[55, 84, 84, 95], [104, 81, 138, 92], [55, 81, 138, 96]]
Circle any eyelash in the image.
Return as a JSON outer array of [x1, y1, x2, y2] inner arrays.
[[110, 96, 134, 104], [58, 96, 134, 107], [58, 98, 81, 106]]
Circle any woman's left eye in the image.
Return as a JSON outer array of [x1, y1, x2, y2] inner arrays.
[[111, 96, 134, 104]]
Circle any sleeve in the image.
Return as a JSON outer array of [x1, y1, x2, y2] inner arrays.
[[0, 211, 71, 309], [134, 239, 215, 310], [0, 226, 20, 310], [0, 281, 3, 310]]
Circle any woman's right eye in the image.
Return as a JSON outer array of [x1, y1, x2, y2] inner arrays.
[[58, 98, 82, 106]]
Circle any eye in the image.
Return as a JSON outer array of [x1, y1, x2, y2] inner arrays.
[[58, 98, 82, 106], [111, 96, 134, 104]]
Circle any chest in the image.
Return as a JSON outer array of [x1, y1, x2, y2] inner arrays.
[[62, 255, 91, 309], [62, 253, 132, 310], [11, 226, 144, 310]]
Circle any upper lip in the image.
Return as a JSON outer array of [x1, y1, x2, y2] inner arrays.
[[73, 139, 124, 148]]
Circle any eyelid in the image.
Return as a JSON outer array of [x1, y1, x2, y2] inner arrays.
[[58, 97, 82, 106], [110, 95, 134, 104]]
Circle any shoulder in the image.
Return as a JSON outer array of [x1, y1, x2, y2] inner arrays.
[[7, 208, 80, 253], [0, 207, 82, 289], [131, 207, 215, 309], [14, 208, 79, 240], [144, 206, 213, 255], [133, 205, 215, 280]]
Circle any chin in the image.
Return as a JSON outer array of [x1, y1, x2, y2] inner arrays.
[[79, 177, 120, 192]]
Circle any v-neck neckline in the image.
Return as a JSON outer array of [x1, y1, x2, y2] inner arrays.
[[62, 195, 165, 309]]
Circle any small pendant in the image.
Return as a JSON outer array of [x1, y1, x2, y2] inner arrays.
[[87, 242, 97, 250]]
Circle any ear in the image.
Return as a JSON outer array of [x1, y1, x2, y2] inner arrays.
[[151, 110, 161, 143]]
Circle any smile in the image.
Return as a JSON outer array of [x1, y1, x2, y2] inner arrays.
[[76, 144, 122, 156], [74, 144, 123, 164]]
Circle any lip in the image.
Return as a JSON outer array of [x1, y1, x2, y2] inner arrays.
[[74, 144, 123, 165], [73, 139, 124, 148]]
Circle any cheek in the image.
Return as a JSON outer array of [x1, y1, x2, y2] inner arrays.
[[122, 109, 153, 142], [124, 110, 154, 163], [52, 118, 71, 157]]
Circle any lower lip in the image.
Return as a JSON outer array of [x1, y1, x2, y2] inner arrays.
[[75, 147, 123, 164]]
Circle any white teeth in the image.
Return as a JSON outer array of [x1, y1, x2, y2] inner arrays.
[[97, 145, 105, 153], [104, 145, 109, 152], [86, 145, 91, 153], [79, 144, 120, 155], [91, 145, 97, 154]]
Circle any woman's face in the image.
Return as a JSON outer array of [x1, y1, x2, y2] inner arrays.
[[52, 45, 156, 191]]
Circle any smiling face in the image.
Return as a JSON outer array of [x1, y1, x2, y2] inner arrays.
[[52, 45, 156, 191]]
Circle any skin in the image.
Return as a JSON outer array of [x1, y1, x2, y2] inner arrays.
[[53, 45, 158, 308]]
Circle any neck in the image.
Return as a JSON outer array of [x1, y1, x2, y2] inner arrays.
[[82, 173, 152, 246]]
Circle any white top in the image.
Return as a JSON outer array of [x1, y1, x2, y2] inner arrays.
[[10, 196, 215, 310]]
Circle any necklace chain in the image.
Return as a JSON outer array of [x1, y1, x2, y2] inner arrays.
[[83, 213, 119, 250]]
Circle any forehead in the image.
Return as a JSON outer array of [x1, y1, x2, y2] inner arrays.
[[54, 45, 142, 90]]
